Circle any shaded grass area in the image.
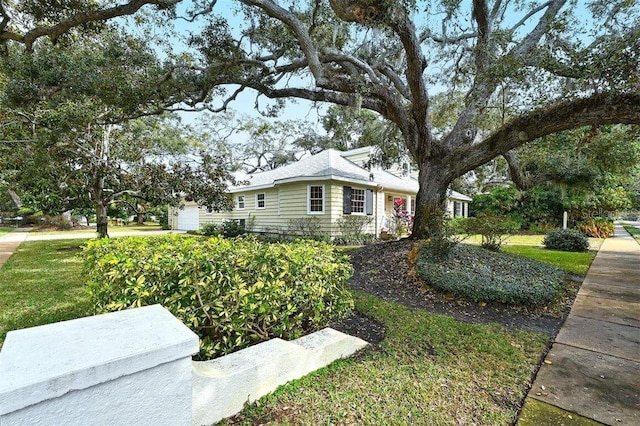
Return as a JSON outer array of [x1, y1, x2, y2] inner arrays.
[[0, 239, 91, 348], [502, 245, 596, 277], [0, 227, 12, 237], [221, 292, 549, 426]]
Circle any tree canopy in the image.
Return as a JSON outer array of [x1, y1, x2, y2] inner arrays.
[[1, 0, 639, 238]]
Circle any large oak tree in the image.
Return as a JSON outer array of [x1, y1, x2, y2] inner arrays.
[[2, 0, 639, 238]]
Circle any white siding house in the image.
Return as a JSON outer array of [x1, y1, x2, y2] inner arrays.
[[170, 147, 471, 236]]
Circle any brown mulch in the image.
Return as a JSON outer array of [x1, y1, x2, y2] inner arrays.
[[333, 239, 581, 343]]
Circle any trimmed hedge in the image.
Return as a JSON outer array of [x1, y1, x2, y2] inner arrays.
[[416, 243, 565, 307], [81, 235, 354, 359], [543, 228, 589, 252]]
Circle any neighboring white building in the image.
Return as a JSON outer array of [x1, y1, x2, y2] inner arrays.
[[170, 146, 471, 236]]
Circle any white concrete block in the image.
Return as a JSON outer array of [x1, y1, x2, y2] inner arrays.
[[0, 305, 199, 425], [191, 328, 368, 425], [293, 327, 369, 370], [192, 338, 307, 425]]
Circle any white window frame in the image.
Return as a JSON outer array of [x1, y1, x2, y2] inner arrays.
[[351, 188, 365, 214], [237, 195, 245, 210], [256, 193, 266, 209], [454, 201, 463, 217], [307, 185, 325, 215]]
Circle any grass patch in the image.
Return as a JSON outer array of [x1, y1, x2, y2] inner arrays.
[[222, 292, 549, 425], [466, 234, 604, 250], [0, 227, 12, 237], [416, 243, 565, 307], [502, 245, 596, 276], [622, 223, 640, 241], [518, 399, 601, 425], [0, 239, 92, 348]]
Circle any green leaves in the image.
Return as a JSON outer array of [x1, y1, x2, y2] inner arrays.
[[80, 234, 354, 359], [416, 243, 565, 307]]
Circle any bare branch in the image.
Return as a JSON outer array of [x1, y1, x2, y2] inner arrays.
[[511, 0, 567, 58], [239, 0, 327, 85], [508, 1, 554, 35]]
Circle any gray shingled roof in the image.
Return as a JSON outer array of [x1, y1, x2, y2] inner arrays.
[[231, 148, 472, 201]]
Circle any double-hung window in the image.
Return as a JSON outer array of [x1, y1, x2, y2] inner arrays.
[[237, 195, 245, 209], [351, 188, 365, 213], [256, 193, 266, 209], [343, 186, 373, 215], [307, 185, 325, 214]]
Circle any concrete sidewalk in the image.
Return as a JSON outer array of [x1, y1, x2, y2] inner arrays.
[[0, 228, 31, 269], [523, 224, 640, 425]]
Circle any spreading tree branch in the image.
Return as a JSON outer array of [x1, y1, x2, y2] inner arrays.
[[450, 92, 640, 178], [0, 0, 181, 52]]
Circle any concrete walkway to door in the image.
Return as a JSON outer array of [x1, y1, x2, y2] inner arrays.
[[522, 223, 640, 425]]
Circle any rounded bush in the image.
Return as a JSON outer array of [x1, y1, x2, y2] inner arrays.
[[81, 234, 354, 359], [543, 228, 589, 252], [416, 244, 564, 307]]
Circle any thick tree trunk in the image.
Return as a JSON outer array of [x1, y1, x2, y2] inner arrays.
[[412, 161, 452, 240], [136, 212, 144, 225]]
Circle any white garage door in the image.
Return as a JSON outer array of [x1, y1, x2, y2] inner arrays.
[[176, 206, 200, 230]]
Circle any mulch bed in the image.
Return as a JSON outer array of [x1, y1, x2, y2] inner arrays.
[[334, 239, 581, 343]]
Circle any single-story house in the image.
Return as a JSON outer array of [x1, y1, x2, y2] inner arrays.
[[169, 146, 471, 236]]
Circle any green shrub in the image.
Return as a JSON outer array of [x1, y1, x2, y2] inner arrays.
[[465, 214, 521, 251], [81, 235, 354, 359], [543, 228, 589, 252], [416, 244, 564, 307], [221, 219, 245, 238], [575, 218, 614, 238], [200, 223, 221, 236], [333, 233, 376, 246], [287, 217, 322, 237], [336, 216, 372, 236]]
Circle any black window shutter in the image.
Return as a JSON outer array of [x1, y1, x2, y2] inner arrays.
[[366, 189, 374, 215], [343, 186, 352, 214]]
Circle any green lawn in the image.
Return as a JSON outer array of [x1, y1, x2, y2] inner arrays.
[[222, 292, 548, 425], [502, 245, 596, 276], [621, 223, 640, 241], [465, 234, 604, 251], [0, 227, 12, 237], [0, 239, 92, 348], [30, 223, 162, 236]]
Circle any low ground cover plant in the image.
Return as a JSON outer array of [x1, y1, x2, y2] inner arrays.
[[81, 234, 354, 359], [416, 243, 565, 307], [543, 228, 589, 252]]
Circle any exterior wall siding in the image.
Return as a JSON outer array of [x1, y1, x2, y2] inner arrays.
[[171, 179, 468, 234]]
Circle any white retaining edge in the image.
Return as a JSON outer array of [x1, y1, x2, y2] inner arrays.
[[0, 305, 199, 421], [192, 327, 368, 426]]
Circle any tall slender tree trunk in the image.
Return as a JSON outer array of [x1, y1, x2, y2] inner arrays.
[[94, 176, 109, 238], [412, 160, 452, 240]]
